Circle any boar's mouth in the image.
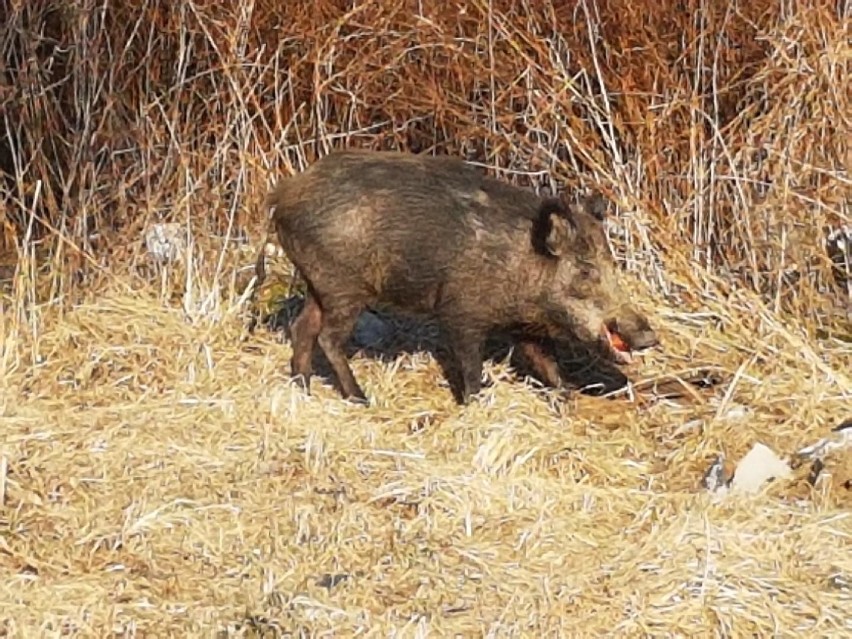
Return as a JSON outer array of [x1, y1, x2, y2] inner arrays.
[[600, 320, 658, 365]]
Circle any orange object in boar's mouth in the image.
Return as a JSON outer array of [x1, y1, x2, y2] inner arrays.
[[601, 323, 633, 364]]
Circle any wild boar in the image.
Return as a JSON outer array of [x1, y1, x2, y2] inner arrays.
[[255, 149, 658, 404]]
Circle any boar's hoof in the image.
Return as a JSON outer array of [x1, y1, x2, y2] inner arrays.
[[344, 393, 370, 407]]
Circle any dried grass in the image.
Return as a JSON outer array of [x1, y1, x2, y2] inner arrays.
[[0, 279, 849, 637], [1, 0, 850, 636]]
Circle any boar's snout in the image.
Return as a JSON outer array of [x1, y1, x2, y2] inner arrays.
[[630, 329, 659, 350], [603, 307, 659, 362]]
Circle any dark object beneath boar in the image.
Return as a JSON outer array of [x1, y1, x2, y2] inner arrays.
[[255, 149, 658, 404]]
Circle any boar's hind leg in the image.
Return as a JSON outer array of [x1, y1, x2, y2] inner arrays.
[[315, 301, 369, 404], [289, 291, 323, 392], [518, 339, 563, 389]]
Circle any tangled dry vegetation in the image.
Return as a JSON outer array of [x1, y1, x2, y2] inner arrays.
[[1, 0, 850, 636]]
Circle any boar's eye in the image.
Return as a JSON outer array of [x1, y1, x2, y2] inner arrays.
[[579, 264, 600, 281]]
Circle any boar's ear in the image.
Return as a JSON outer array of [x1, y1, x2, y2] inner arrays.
[[583, 192, 608, 221], [532, 198, 576, 258]]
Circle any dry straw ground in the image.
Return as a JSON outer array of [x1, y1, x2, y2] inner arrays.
[[1, 0, 850, 636]]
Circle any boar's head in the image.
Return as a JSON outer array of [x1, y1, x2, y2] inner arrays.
[[533, 192, 659, 363]]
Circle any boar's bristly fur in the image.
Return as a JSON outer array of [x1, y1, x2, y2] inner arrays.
[[256, 149, 658, 405]]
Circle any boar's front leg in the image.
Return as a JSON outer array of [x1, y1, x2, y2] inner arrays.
[[517, 339, 563, 389], [444, 325, 486, 405]]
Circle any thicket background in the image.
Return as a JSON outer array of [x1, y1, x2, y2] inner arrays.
[[2, 0, 849, 313], [0, 0, 849, 636]]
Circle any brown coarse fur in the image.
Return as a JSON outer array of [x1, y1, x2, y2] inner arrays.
[[257, 149, 658, 404]]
